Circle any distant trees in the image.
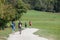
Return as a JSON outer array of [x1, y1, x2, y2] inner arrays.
[[0, 0, 28, 30], [54, 0, 60, 12], [22, 0, 60, 12]]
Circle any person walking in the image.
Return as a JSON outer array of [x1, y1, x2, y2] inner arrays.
[[25, 22, 27, 28], [18, 21, 22, 34], [29, 21, 32, 27], [11, 21, 15, 33]]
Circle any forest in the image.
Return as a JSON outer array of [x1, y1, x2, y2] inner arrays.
[[22, 0, 60, 12]]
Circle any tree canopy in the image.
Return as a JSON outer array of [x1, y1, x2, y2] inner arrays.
[[0, 0, 28, 30], [22, 0, 60, 12]]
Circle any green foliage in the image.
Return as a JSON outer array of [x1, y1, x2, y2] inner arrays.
[[14, 0, 28, 20], [54, 0, 60, 12], [22, 0, 60, 12], [0, 0, 27, 30]]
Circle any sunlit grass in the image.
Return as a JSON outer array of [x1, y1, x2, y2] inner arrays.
[[21, 10, 60, 40], [0, 10, 60, 40]]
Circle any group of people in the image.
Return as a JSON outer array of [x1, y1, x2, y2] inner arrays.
[[11, 20, 32, 34]]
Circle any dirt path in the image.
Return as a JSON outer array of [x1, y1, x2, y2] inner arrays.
[[7, 28, 48, 40]]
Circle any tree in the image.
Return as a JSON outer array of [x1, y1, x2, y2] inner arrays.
[[54, 0, 60, 12], [0, 0, 27, 30], [22, 0, 60, 12]]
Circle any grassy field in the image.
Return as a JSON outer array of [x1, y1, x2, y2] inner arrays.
[[0, 22, 18, 40], [0, 28, 12, 40], [0, 10, 60, 40], [20, 10, 60, 40]]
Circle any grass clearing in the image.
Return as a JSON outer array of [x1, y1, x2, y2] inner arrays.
[[20, 10, 60, 40]]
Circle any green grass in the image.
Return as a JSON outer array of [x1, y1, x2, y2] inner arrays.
[[0, 10, 60, 40], [20, 10, 60, 40], [0, 21, 18, 40], [0, 28, 12, 40]]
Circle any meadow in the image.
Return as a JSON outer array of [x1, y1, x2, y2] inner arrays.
[[21, 10, 60, 40], [0, 10, 60, 40]]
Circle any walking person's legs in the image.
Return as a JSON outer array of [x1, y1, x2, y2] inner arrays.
[[19, 27, 22, 34], [12, 28, 14, 33], [12, 28, 15, 33]]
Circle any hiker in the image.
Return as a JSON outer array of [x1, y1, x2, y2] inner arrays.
[[29, 21, 32, 27], [25, 22, 27, 28], [18, 21, 22, 34], [11, 21, 15, 32]]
